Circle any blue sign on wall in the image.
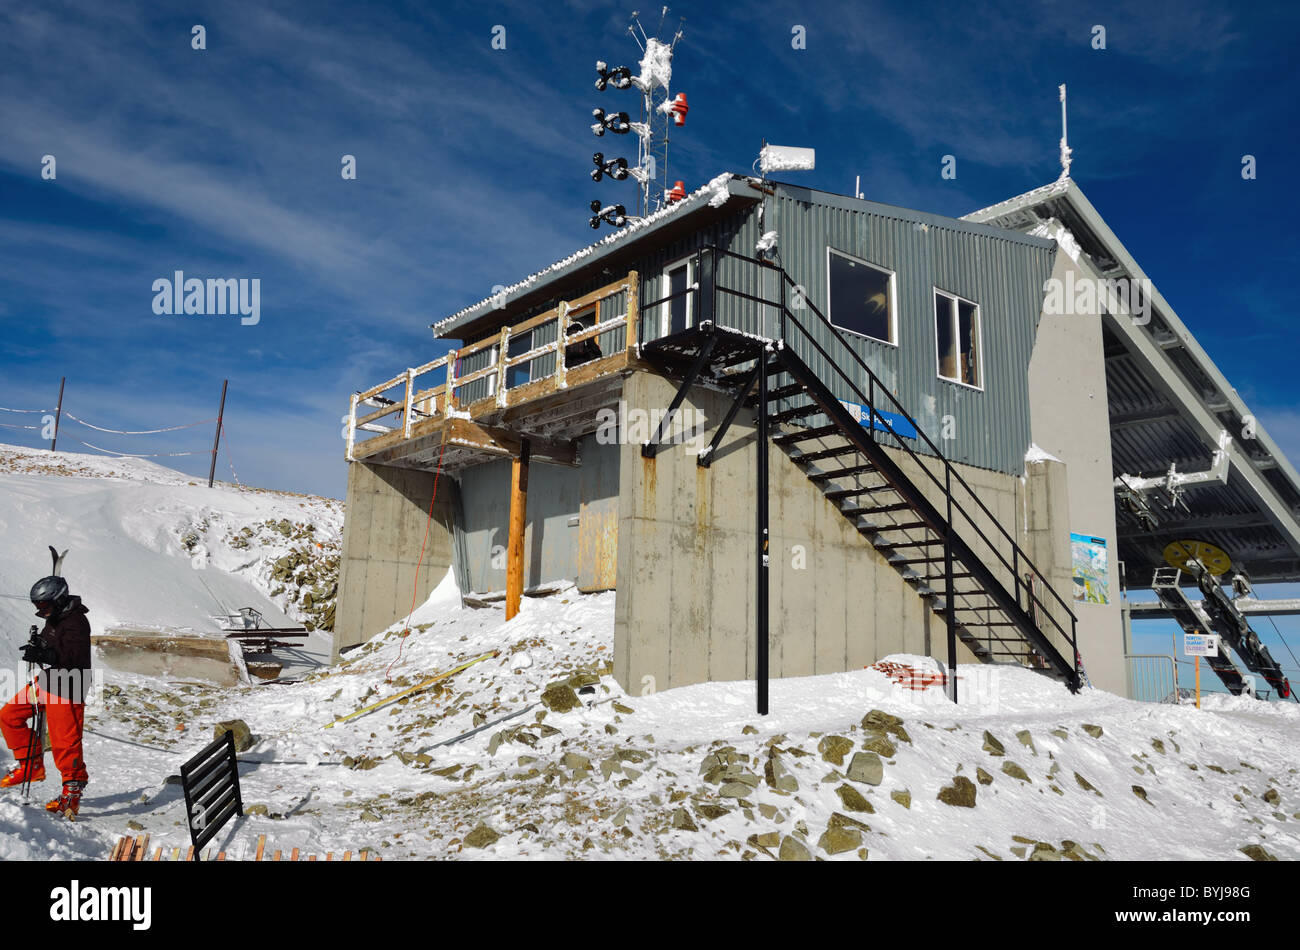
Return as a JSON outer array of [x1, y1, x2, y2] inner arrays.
[[839, 399, 918, 440]]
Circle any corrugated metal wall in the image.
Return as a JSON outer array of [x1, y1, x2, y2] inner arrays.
[[634, 188, 1055, 476]]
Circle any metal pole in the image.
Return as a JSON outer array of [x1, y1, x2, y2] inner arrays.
[[945, 468, 957, 704], [208, 379, 228, 488], [756, 346, 769, 716], [50, 377, 65, 451]]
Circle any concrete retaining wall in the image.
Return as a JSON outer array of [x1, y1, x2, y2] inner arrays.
[[334, 462, 456, 659]]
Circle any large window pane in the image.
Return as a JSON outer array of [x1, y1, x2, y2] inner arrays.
[[957, 299, 980, 387], [829, 251, 893, 343], [935, 293, 956, 378]]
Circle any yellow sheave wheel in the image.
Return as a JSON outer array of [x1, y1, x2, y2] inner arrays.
[[1163, 539, 1232, 576]]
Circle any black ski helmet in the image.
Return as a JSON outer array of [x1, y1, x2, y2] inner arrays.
[[30, 575, 69, 617]]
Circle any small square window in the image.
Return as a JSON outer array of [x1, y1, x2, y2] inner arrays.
[[934, 289, 982, 388], [828, 249, 896, 344]]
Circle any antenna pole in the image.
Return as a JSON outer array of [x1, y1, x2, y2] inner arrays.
[[1058, 83, 1072, 180]]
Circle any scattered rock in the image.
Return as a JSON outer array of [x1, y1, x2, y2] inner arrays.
[[890, 789, 911, 809], [464, 824, 500, 848], [1016, 730, 1036, 754], [1239, 844, 1277, 862], [764, 754, 799, 793], [1075, 772, 1101, 795], [245, 804, 270, 816], [835, 784, 874, 813], [213, 719, 254, 752], [938, 776, 977, 808], [1081, 724, 1103, 739], [1132, 785, 1152, 805], [671, 808, 698, 831], [982, 731, 1005, 756], [562, 753, 592, 772], [846, 752, 884, 786], [1263, 788, 1281, 806], [818, 824, 862, 856], [127, 820, 145, 831], [695, 804, 730, 821], [1050, 728, 1068, 740], [976, 767, 993, 786], [818, 735, 854, 766], [612, 702, 634, 715], [1001, 762, 1031, 783], [778, 836, 811, 861], [1151, 738, 1165, 755], [1029, 842, 1061, 862], [741, 725, 758, 735], [540, 683, 579, 713], [862, 734, 897, 757]]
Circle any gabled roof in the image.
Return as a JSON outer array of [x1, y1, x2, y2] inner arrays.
[[966, 179, 1300, 584]]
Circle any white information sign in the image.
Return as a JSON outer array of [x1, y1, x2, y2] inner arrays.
[[1184, 633, 1220, 657]]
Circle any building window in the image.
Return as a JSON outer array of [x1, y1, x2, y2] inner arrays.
[[827, 249, 896, 344], [933, 289, 982, 389], [506, 328, 532, 389], [660, 258, 694, 336]]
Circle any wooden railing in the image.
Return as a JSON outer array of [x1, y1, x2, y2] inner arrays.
[[347, 271, 639, 460]]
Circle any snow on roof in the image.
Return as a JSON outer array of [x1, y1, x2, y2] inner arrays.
[[962, 176, 1072, 224], [432, 172, 736, 335]]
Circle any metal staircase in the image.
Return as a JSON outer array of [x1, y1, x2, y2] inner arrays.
[[641, 246, 1081, 706]]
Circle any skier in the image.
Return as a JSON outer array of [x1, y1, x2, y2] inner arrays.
[[0, 575, 91, 816]]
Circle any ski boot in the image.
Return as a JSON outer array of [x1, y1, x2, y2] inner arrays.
[[46, 781, 84, 819], [0, 760, 45, 788]]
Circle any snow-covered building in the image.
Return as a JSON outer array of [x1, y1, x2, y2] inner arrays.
[[337, 174, 1300, 707]]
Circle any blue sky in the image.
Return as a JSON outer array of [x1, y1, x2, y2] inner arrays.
[[2, 1, 1298, 684]]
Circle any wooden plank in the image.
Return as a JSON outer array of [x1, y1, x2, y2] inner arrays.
[[171, 847, 180, 862], [291, 847, 299, 862], [578, 498, 619, 592], [185, 846, 195, 862], [342, 851, 352, 862], [217, 851, 227, 861], [108, 838, 125, 862], [506, 440, 530, 622], [133, 835, 150, 862], [152, 846, 162, 861], [309, 854, 318, 862], [274, 850, 282, 862], [356, 402, 402, 428], [326, 852, 334, 862], [625, 270, 640, 356], [360, 850, 369, 862], [358, 371, 408, 402], [255, 834, 266, 862]]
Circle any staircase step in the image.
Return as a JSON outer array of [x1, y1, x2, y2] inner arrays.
[[873, 539, 941, 551], [792, 444, 859, 464], [774, 424, 840, 446], [842, 502, 911, 517], [810, 464, 879, 483], [870, 520, 930, 533], [765, 383, 806, 401], [770, 403, 821, 424], [825, 483, 895, 501], [889, 555, 947, 565]]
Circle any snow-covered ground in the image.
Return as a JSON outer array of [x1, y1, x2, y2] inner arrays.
[[1, 442, 1298, 861]]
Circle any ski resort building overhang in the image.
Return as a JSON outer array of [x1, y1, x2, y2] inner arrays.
[[966, 180, 1300, 588]]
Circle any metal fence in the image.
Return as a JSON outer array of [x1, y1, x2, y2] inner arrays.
[[1126, 654, 1178, 704]]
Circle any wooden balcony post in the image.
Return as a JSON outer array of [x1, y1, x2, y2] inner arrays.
[[403, 368, 415, 439], [555, 302, 569, 389], [445, 348, 459, 411], [625, 270, 639, 357], [506, 439, 531, 621], [496, 327, 510, 407], [346, 393, 358, 461]]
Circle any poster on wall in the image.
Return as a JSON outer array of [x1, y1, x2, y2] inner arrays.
[[1070, 532, 1109, 605]]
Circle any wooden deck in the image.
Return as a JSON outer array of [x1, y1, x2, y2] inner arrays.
[[347, 271, 640, 473]]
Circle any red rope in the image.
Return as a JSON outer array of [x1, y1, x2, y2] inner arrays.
[[385, 433, 449, 681]]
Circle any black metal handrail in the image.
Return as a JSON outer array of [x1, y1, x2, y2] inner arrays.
[[696, 244, 1078, 661]]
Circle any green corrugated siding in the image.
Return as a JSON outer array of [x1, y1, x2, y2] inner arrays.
[[632, 188, 1054, 475]]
